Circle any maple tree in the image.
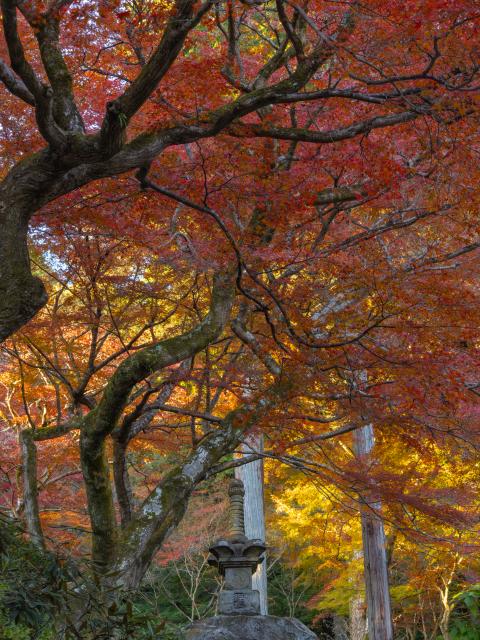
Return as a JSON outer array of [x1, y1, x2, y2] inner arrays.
[[1, 0, 480, 635], [269, 455, 480, 639]]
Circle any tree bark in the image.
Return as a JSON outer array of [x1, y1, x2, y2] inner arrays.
[[353, 424, 393, 640], [0, 196, 47, 342], [20, 430, 45, 549], [350, 591, 367, 640], [349, 549, 367, 640], [112, 438, 135, 526]]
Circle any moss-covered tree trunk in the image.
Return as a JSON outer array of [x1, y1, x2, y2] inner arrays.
[[0, 192, 47, 342]]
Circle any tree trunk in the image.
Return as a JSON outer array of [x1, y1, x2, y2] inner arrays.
[[353, 424, 393, 640], [235, 434, 268, 615], [0, 196, 47, 342], [350, 592, 367, 640], [20, 430, 45, 549], [349, 549, 367, 640], [112, 438, 134, 526]]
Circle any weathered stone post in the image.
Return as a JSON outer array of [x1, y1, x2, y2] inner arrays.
[[185, 479, 319, 640], [209, 479, 266, 616]]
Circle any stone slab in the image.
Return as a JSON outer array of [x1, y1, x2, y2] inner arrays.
[[224, 566, 252, 590], [218, 588, 260, 615], [185, 614, 319, 640]]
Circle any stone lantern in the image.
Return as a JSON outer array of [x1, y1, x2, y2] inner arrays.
[[185, 479, 319, 640]]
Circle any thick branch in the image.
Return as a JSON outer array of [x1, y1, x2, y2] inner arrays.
[[226, 110, 422, 143], [315, 183, 367, 206], [100, 0, 212, 153], [0, 56, 35, 103], [84, 270, 235, 442], [115, 377, 292, 588], [1, 0, 44, 97], [99, 1, 350, 158], [232, 311, 281, 377], [32, 416, 82, 441], [34, 15, 84, 132], [276, 0, 304, 62], [80, 271, 234, 568], [1, 0, 67, 146], [14, 0, 83, 130], [112, 361, 191, 525]]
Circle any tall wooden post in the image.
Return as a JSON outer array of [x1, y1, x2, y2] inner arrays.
[[349, 549, 367, 640], [353, 424, 393, 640], [235, 434, 268, 615]]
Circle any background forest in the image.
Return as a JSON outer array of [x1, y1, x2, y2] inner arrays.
[[1, 0, 480, 638]]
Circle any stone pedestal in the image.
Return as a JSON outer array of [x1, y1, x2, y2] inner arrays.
[[185, 614, 319, 640], [182, 480, 319, 640], [218, 588, 260, 616], [208, 480, 266, 617]]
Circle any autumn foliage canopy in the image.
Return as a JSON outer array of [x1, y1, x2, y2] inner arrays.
[[1, 0, 480, 632]]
